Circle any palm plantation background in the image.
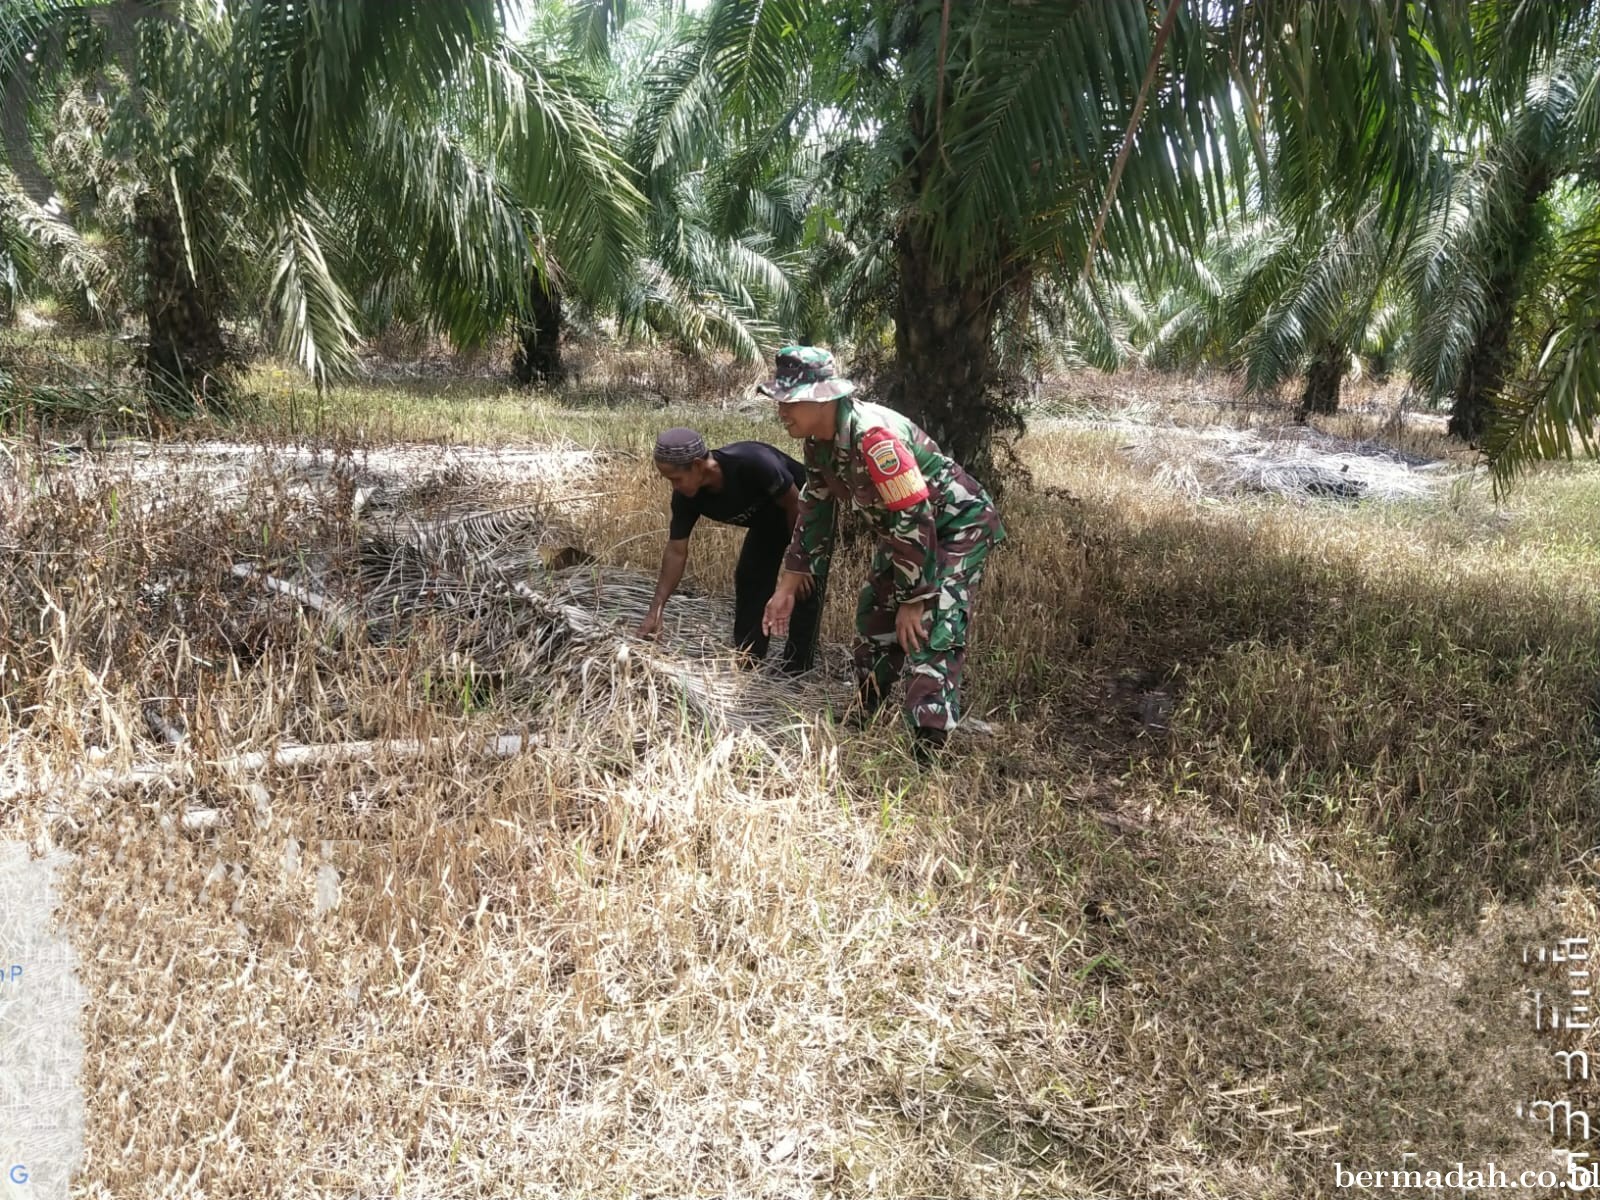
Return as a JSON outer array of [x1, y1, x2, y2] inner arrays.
[[5, 3, 1600, 1197], [2, 0, 1597, 480]]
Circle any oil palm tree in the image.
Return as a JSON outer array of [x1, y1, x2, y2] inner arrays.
[[1, 0, 495, 403], [0, 76, 134, 332], [675, 0, 1487, 482], [1480, 190, 1600, 485], [1409, 41, 1600, 447], [1239, 203, 1400, 419], [353, 0, 804, 377], [1115, 194, 1421, 420], [322, 29, 644, 387], [580, 0, 816, 363], [1, 0, 643, 407]]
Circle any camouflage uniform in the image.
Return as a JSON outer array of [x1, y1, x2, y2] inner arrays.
[[777, 374, 1006, 732]]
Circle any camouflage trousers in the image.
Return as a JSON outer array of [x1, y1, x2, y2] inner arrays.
[[854, 513, 1000, 732]]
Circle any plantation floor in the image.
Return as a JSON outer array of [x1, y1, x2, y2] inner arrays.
[[3, 368, 1599, 1198]]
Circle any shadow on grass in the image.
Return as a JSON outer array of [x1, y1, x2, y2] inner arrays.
[[962, 488, 1600, 928], [1089, 813, 1555, 1195], [849, 767, 1558, 1197]]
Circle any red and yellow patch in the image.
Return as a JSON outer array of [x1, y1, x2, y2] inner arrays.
[[861, 428, 930, 511]]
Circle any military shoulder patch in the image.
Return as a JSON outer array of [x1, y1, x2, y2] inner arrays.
[[860, 427, 930, 511]]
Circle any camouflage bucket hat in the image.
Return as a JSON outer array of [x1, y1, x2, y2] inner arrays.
[[756, 345, 857, 403]]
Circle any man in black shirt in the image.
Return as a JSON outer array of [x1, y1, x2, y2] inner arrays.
[[639, 427, 821, 673]]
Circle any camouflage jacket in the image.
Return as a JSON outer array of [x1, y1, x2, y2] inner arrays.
[[782, 398, 1005, 604]]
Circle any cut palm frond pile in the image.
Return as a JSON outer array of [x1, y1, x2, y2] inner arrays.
[[347, 495, 834, 734], [3, 436, 844, 823], [1123, 426, 1450, 503], [23, 438, 838, 737]]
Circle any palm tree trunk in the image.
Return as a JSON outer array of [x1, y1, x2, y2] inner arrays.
[[1449, 273, 1516, 442], [892, 220, 1002, 486], [138, 198, 229, 417], [512, 280, 564, 386], [1297, 341, 1344, 420], [884, 60, 1011, 490], [1450, 171, 1551, 442]]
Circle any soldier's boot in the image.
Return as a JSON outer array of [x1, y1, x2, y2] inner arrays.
[[911, 726, 949, 764], [847, 675, 891, 729]]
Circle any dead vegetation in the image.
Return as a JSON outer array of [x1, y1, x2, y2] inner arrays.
[[2, 375, 1598, 1197]]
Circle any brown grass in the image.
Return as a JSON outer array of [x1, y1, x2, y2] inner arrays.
[[2, 369, 1598, 1197]]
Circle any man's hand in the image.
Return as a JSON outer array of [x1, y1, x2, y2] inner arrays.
[[763, 591, 795, 637], [895, 599, 929, 653], [793, 573, 816, 600], [645, 538, 689, 639], [764, 571, 810, 636]]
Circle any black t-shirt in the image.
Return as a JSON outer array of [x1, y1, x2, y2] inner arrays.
[[668, 441, 806, 540]]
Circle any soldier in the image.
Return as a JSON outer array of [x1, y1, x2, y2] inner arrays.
[[639, 427, 821, 674], [758, 346, 1005, 760]]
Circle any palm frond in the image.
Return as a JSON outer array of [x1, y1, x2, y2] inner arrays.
[[0, 178, 117, 316], [0, 200, 38, 310], [1361, 291, 1412, 369], [1473, 0, 1600, 113], [627, 40, 722, 180], [1483, 205, 1600, 486], [1406, 47, 1594, 403], [471, 43, 646, 304], [263, 199, 362, 384], [350, 106, 533, 346], [233, 0, 505, 185], [0, 0, 108, 218], [700, 0, 821, 126], [565, 0, 631, 62], [618, 256, 775, 361]]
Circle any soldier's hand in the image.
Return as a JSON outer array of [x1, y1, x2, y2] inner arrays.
[[637, 610, 663, 639], [794, 573, 816, 600], [896, 600, 928, 653], [763, 592, 795, 637]]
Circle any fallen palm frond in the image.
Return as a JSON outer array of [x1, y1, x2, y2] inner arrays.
[[1123, 426, 1448, 502], [350, 545, 829, 732], [2, 432, 840, 759], [231, 562, 363, 638], [1215, 446, 1442, 502], [20, 733, 544, 805], [365, 499, 580, 568], [251, 456, 837, 732], [188, 447, 842, 734]]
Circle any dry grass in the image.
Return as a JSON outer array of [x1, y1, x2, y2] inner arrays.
[[3, 367, 1599, 1197]]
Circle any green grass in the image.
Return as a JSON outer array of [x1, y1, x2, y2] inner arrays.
[[238, 358, 783, 452]]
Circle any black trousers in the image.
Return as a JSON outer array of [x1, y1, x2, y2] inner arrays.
[[733, 522, 821, 672]]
